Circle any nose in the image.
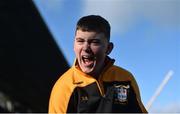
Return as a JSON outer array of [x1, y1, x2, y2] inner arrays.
[[83, 42, 91, 53]]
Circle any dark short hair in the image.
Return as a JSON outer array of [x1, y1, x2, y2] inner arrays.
[[76, 15, 111, 42]]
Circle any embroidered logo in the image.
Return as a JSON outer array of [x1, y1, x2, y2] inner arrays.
[[80, 96, 88, 101], [114, 84, 130, 104]]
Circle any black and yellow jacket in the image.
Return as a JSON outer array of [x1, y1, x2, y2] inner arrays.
[[49, 57, 147, 113]]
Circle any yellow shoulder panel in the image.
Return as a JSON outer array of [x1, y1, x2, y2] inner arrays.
[[48, 68, 76, 113]]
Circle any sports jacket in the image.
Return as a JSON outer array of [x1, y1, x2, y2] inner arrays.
[[49, 57, 147, 113]]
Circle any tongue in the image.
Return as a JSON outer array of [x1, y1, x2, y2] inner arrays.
[[84, 59, 94, 66]]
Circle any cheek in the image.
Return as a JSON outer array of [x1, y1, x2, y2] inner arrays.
[[74, 45, 81, 54], [92, 46, 106, 55]]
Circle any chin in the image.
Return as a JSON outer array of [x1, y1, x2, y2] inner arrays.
[[83, 69, 93, 74], [82, 68, 94, 74]]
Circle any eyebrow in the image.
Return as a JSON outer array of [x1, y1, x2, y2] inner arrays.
[[75, 37, 82, 39], [75, 37, 84, 40], [75, 37, 101, 41]]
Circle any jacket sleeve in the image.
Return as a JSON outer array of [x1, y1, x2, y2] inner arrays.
[[48, 75, 76, 113], [48, 81, 68, 113]]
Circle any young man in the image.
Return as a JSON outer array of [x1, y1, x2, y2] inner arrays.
[[49, 15, 147, 113]]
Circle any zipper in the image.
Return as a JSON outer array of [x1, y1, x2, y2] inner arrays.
[[95, 80, 105, 97], [95, 57, 114, 97]]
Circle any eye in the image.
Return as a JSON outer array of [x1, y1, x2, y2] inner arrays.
[[76, 38, 84, 44], [92, 41, 99, 43], [77, 40, 84, 42], [91, 39, 100, 45]]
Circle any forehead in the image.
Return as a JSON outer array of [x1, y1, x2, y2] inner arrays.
[[75, 30, 107, 41]]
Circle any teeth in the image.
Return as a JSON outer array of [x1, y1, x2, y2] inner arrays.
[[82, 55, 92, 59], [82, 55, 95, 62]]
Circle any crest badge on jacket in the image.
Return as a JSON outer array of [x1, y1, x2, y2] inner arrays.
[[114, 84, 130, 104]]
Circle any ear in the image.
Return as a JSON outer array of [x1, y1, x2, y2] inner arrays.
[[106, 42, 114, 55]]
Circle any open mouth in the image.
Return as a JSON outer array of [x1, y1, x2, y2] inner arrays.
[[82, 55, 95, 67]]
